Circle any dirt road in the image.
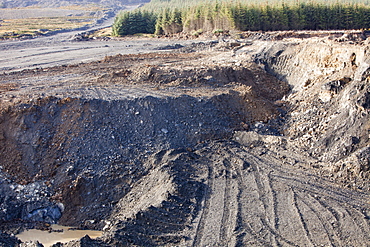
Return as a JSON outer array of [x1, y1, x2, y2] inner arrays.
[[112, 141, 369, 246], [0, 38, 197, 72], [0, 4, 197, 72]]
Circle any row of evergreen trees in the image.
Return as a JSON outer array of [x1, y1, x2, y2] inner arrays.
[[232, 3, 370, 31], [112, 11, 156, 36], [112, 2, 370, 36]]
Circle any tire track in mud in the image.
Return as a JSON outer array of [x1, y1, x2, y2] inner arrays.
[[294, 191, 342, 246], [244, 157, 300, 246], [192, 146, 240, 247], [227, 149, 295, 246], [218, 159, 232, 245], [192, 165, 214, 247], [231, 155, 275, 246], [254, 150, 370, 246], [189, 142, 370, 246], [219, 159, 239, 246], [222, 147, 279, 246], [341, 207, 370, 244], [291, 190, 317, 246]]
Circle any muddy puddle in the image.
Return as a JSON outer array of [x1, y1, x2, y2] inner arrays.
[[16, 224, 103, 246]]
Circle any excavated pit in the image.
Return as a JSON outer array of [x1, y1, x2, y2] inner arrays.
[[0, 35, 369, 246], [0, 52, 289, 236], [0, 94, 260, 227]]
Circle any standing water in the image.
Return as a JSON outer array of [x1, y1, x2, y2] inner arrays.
[[16, 224, 103, 246]]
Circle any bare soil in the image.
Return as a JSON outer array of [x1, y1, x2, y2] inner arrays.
[[0, 30, 369, 246]]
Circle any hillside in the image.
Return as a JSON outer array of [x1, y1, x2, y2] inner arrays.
[[0, 0, 148, 8]]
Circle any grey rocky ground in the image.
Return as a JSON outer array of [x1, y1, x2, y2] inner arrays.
[[0, 30, 369, 246]]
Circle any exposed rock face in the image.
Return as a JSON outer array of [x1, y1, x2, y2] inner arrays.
[[254, 37, 370, 189], [0, 33, 369, 246]]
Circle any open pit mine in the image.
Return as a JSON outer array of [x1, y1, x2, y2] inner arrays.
[[0, 31, 369, 246]]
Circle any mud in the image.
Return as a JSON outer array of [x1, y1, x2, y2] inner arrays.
[[0, 31, 369, 246]]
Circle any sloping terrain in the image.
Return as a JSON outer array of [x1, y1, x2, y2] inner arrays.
[[0, 0, 147, 8], [252, 35, 370, 190], [0, 33, 369, 246]]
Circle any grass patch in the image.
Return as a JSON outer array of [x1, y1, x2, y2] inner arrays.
[[0, 5, 107, 39], [56, 4, 108, 12], [0, 16, 93, 39], [92, 27, 113, 37]]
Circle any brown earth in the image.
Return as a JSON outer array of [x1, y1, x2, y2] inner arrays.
[[0, 31, 369, 246]]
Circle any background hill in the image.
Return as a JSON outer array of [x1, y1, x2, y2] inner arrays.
[[0, 0, 148, 8]]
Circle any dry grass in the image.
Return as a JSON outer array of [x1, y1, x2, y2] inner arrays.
[[0, 5, 106, 39], [92, 27, 113, 37], [0, 17, 93, 35], [56, 4, 108, 12]]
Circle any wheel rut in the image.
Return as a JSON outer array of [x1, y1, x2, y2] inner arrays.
[[192, 165, 214, 247], [218, 159, 233, 246], [295, 191, 341, 246], [188, 142, 370, 246]]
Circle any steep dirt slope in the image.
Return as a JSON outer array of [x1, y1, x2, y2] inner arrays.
[[0, 34, 369, 246], [252, 36, 370, 190]]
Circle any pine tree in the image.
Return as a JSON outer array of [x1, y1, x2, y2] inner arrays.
[[113, 0, 370, 36], [260, 5, 271, 31], [155, 10, 164, 35], [169, 8, 183, 33]]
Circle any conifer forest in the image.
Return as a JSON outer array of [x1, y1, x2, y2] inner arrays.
[[112, 0, 370, 36]]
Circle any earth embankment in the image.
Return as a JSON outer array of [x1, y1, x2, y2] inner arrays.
[[253, 36, 370, 190]]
